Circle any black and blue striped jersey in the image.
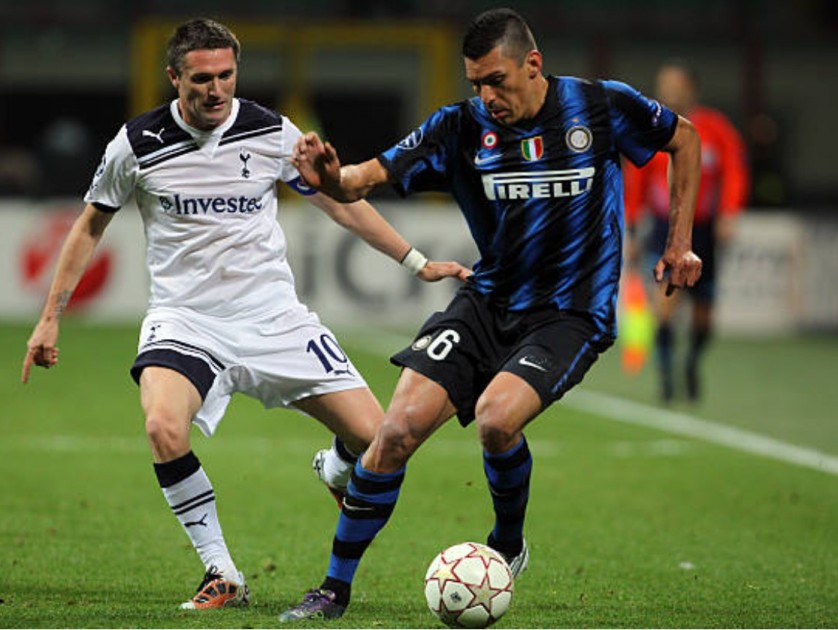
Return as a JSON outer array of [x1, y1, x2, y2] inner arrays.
[[378, 75, 677, 337]]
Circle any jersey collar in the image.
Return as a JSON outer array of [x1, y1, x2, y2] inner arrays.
[[170, 98, 240, 143]]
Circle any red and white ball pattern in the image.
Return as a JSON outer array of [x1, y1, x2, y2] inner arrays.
[[424, 542, 514, 628]]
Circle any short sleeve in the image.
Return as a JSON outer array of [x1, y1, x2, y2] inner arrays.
[[602, 80, 678, 168], [377, 105, 461, 196], [276, 116, 318, 197], [83, 126, 138, 211], [277, 115, 304, 184]]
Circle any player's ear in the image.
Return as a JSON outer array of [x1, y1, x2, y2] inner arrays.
[[166, 66, 179, 89], [525, 50, 542, 79]]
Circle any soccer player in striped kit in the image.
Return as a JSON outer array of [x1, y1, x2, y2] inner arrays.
[[280, 7, 703, 622], [21, 18, 468, 611], [624, 60, 749, 403]]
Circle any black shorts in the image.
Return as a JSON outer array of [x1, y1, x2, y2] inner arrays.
[[390, 287, 614, 426], [648, 216, 716, 301]]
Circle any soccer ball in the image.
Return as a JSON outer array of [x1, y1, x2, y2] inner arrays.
[[424, 542, 514, 628]]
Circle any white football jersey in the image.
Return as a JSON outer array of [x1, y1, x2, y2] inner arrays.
[[84, 98, 315, 319]]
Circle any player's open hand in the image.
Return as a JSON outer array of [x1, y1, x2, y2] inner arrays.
[[292, 131, 342, 194], [417, 261, 472, 283], [21, 321, 60, 384], [653, 248, 702, 297]]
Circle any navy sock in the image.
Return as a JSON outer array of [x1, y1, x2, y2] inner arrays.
[[483, 436, 532, 556], [324, 460, 405, 605]]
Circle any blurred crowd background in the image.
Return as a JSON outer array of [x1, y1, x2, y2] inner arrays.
[[1, 0, 837, 336], [0, 0, 837, 209]]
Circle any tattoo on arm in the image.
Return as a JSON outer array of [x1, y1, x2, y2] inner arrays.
[[53, 290, 72, 318]]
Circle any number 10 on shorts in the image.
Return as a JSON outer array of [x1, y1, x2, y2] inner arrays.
[[307, 334, 350, 374]]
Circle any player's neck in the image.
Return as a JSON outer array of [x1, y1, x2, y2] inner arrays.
[[524, 74, 550, 121]]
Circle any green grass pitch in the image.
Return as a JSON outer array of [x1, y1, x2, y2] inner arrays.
[[1, 321, 837, 628]]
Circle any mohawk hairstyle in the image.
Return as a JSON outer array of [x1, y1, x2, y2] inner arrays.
[[462, 8, 537, 65]]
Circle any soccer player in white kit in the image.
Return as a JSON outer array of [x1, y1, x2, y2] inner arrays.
[[21, 18, 469, 610]]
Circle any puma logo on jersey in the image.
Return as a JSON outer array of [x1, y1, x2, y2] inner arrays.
[[142, 127, 166, 144], [482, 167, 595, 201]]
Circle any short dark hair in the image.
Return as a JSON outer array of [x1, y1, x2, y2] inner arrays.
[[462, 8, 537, 64], [166, 18, 241, 76]]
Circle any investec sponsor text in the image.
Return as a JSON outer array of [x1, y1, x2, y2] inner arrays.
[[160, 194, 263, 215]]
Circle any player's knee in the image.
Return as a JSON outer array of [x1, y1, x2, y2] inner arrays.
[[477, 422, 521, 454], [475, 398, 520, 453], [144, 409, 188, 454]]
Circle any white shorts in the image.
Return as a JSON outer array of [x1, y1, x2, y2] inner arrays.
[[130, 304, 368, 437]]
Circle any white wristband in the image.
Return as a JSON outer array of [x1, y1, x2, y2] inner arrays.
[[400, 247, 428, 275]]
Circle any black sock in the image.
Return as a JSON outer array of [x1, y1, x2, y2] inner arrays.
[[487, 532, 523, 559], [687, 327, 710, 368], [334, 437, 359, 464], [656, 323, 674, 400], [321, 577, 351, 607]]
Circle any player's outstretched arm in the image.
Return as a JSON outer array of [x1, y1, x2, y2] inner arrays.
[[292, 132, 388, 203], [308, 192, 471, 283], [654, 115, 703, 296], [22, 204, 114, 383]]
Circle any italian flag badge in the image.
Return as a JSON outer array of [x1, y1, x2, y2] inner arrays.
[[521, 136, 544, 161]]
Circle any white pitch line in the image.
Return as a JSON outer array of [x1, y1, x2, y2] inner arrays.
[[564, 389, 838, 477], [356, 333, 838, 477]]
